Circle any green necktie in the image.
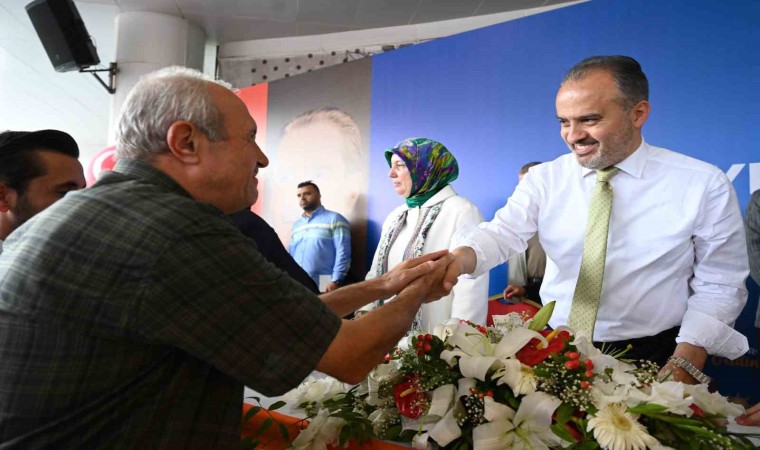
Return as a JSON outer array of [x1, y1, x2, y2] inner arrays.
[[568, 167, 620, 338]]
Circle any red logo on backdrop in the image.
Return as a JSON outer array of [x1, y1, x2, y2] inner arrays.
[[86, 146, 117, 186]]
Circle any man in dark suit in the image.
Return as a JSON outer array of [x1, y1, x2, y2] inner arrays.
[[229, 208, 319, 293]]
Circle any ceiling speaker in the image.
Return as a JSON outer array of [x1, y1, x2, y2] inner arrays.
[[25, 0, 100, 72]]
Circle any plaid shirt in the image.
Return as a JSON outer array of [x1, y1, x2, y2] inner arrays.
[[0, 159, 341, 449]]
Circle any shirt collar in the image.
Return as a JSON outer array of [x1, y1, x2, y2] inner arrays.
[[302, 205, 325, 218], [111, 159, 194, 198], [580, 139, 650, 179]]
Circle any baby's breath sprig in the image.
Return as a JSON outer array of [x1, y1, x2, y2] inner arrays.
[[534, 349, 595, 412]]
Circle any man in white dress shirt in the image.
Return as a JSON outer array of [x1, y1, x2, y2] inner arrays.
[[446, 55, 748, 383]]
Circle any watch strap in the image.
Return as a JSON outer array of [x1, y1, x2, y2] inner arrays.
[[667, 355, 711, 384]]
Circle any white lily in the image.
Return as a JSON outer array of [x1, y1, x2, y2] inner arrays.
[[441, 323, 545, 383], [428, 405, 463, 446], [591, 378, 634, 410], [440, 322, 493, 365], [289, 408, 346, 450], [683, 383, 745, 417], [368, 407, 401, 436], [644, 382, 694, 416], [458, 378, 477, 398], [284, 376, 348, 410], [364, 359, 401, 407], [494, 359, 538, 395], [472, 392, 564, 450], [432, 318, 461, 340], [426, 384, 457, 419], [572, 333, 631, 376]]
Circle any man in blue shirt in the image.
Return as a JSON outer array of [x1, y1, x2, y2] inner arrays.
[[289, 180, 351, 292]]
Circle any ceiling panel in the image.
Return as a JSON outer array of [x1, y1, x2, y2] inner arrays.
[[234, 0, 298, 22], [296, 0, 359, 27], [177, 0, 238, 16], [0, 0, 36, 39], [413, 0, 480, 24], [114, 0, 180, 15], [476, 0, 546, 15], [354, 0, 419, 28], [296, 22, 354, 37], [184, 12, 301, 42]]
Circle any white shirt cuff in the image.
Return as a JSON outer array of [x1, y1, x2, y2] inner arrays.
[[677, 309, 748, 359], [450, 225, 489, 279]]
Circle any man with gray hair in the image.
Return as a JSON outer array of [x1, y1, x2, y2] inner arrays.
[[0, 67, 452, 448]]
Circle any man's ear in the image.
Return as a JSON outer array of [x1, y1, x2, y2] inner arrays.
[[0, 183, 16, 213], [631, 100, 651, 129], [166, 121, 203, 164]]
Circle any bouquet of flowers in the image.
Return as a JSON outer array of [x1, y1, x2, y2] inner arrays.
[[277, 302, 756, 450]]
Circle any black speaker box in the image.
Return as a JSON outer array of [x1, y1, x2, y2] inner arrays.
[[25, 0, 100, 72]]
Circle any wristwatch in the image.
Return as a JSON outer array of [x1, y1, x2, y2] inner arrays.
[[667, 356, 712, 384]]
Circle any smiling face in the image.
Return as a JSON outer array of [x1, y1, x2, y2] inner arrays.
[[556, 70, 649, 170], [388, 154, 412, 199], [203, 84, 269, 212]]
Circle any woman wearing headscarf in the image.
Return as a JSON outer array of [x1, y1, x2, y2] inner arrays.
[[358, 138, 488, 330]]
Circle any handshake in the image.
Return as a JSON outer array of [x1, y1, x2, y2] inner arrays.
[[376, 249, 469, 305]]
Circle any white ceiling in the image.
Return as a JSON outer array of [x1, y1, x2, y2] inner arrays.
[[0, 0, 577, 162], [78, 0, 575, 43]]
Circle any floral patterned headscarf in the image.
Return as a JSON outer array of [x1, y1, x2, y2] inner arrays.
[[384, 137, 459, 208]]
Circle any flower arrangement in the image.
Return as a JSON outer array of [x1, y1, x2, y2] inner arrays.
[[275, 302, 757, 450]]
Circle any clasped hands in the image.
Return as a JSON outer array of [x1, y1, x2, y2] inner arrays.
[[378, 249, 467, 304]]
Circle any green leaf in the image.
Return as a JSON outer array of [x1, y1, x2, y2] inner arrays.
[[243, 406, 262, 423], [555, 402, 574, 424], [528, 300, 555, 331], [383, 424, 402, 440], [245, 395, 261, 403], [339, 422, 353, 445], [252, 418, 274, 438], [240, 436, 256, 450], [577, 441, 600, 450], [628, 403, 668, 415], [277, 423, 290, 440], [268, 400, 287, 411], [551, 423, 578, 443], [398, 429, 418, 442]]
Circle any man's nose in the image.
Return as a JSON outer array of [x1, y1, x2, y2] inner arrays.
[[256, 145, 269, 168], [565, 124, 587, 143]]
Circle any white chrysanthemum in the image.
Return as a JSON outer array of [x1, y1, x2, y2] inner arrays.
[[588, 403, 659, 450]]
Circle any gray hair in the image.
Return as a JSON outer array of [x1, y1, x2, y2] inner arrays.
[[281, 107, 363, 166], [561, 55, 649, 110], [116, 66, 233, 161]]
